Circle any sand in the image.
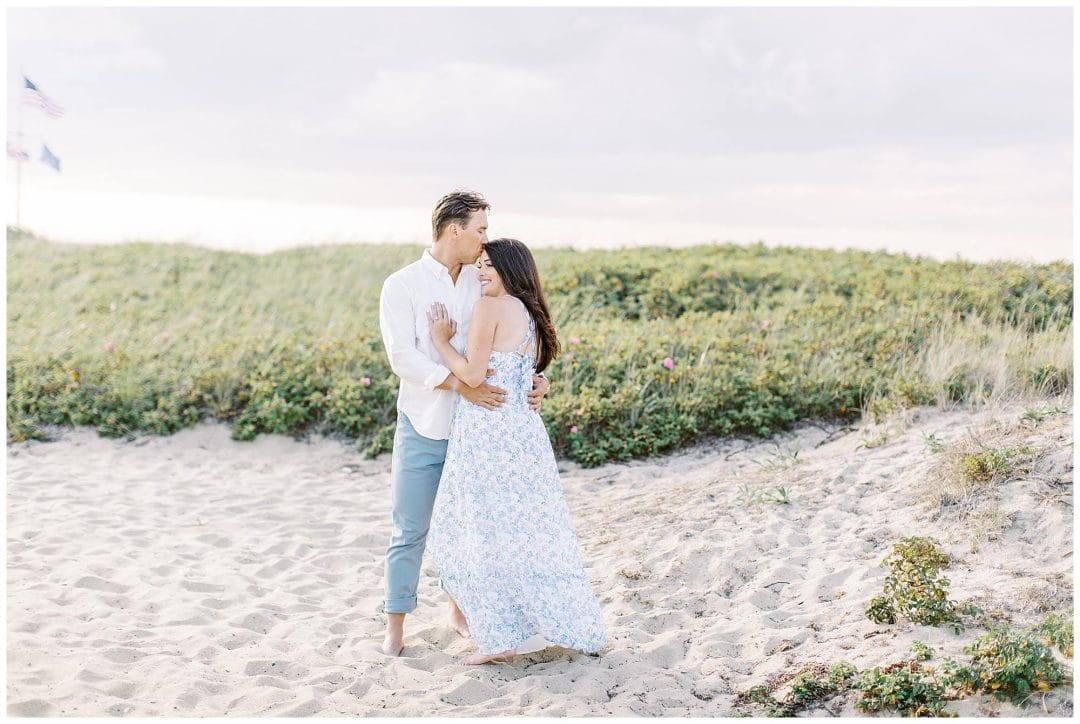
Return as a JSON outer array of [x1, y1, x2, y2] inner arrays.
[[6, 399, 1073, 716]]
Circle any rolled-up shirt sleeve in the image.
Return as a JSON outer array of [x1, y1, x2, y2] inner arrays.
[[379, 276, 452, 391]]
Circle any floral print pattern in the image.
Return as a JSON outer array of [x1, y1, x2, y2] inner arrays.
[[428, 298, 608, 655]]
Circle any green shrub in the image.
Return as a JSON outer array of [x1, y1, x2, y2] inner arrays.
[[866, 536, 978, 631], [736, 661, 860, 717], [853, 661, 954, 717], [911, 640, 934, 661], [7, 235, 1072, 466], [959, 445, 1034, 484], [938, 620, 1069, 703], [1029, 612, 1074, 657]]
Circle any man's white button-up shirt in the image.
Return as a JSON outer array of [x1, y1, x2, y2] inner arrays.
[[378, 249, 481, 440]]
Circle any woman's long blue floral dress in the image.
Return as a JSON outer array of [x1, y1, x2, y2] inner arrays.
[[428, 297, 607, 656]]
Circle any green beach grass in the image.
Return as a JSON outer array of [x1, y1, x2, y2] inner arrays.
[[7, 228, 1072, 466]]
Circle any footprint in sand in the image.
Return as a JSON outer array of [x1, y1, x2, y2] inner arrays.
[[174, 688, 201, 710], [78, 669, 111, 683], [101, 647, 150, 664], [639, 610, 684, 636], [234, 611, 276, 634], [251, 675, 291, 689], [8, 699, 55, 716], [748, 587, 781, 611], [280, 698, 324, 717], [201, 597, 232, 610], [259, 541, 291, 556], [812, 566, 857, 600], [99, 595, 133, 610], [781, 530, 811, 547], [195, 534, 232, 548], [243, 659, 310, 681], [439, 677, 500, 706], [194, 645, 220, 663], [218, 635, 260, 652], [254, 558, 294, 578], [106, 680, 140, 699], [321, 636, 347, 654], [74, 576, 128, 593], [163, 614, 212, 626]]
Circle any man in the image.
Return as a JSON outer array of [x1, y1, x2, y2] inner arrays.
[[377, 190, 550, 657]]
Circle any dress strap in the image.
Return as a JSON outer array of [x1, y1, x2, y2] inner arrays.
[[512, 297, 535, 355]]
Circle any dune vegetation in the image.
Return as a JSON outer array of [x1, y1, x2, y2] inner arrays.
[[6, 228, 1072, 466]]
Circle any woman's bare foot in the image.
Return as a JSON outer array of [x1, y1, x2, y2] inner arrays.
[[449, 617, 471, 638], [464, 649, 515, 665], [447, 595, 471, 638]]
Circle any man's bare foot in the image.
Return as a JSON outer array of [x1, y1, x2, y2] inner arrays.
[[464, 649, 515, 665], [381, 633, 404, 657], [382, 612, 405, 656]]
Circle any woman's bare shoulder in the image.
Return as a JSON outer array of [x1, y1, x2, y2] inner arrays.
[[473, 295, 517, 316]]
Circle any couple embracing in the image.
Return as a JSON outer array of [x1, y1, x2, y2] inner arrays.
[[377, 190, 607, 665]]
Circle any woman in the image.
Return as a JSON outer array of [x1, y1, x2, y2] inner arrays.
[[425, 238, 607, 665]]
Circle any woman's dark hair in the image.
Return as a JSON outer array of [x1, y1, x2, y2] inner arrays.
[[481, 238, 560, 373]]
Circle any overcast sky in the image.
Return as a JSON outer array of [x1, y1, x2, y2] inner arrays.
[[5, 6, 1073, 262]]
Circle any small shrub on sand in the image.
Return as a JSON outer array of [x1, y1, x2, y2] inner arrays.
[[853, 659, 953, 717], [865, 536, 984, 632], [1029, 612, 1074, 657], [736, 661, 858, 716], [1021, 401, 1070, 428], [922, 431, 945, 453], [737, 483, 791, 508], [911, 640, 934, 661], [737, 614, 1072, 717], [959, 444, 1034, 484], [929, 419, 1050, 519], [937, 618, 1070, 704]]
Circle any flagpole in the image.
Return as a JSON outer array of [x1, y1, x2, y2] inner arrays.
[[16, 68, 24, 228]]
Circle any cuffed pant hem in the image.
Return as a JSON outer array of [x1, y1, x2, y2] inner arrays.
[[385, 596, 418, 614]]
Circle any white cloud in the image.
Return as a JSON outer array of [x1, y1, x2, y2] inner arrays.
[[4, 6, 1072, 263], [10, 8, 165, 80]]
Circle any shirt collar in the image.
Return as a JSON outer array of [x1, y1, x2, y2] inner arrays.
[[421, 248, 450, 280], [422, 249, 478, 282]]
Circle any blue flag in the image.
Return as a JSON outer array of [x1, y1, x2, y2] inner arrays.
[[40, 144, 61, 172]]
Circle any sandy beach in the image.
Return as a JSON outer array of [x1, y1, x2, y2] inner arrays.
[[6, 399, 1073, 716]]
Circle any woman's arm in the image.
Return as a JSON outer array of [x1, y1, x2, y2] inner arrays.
[[427, 298, 498, 388]]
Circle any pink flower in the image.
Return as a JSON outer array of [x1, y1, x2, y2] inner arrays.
[[361, 377, 371, 387], [104, 341, 116, 352], [159, 331, 173, 341], [679, 329, 688, 337], [570, 425, 579, 434], [663, 357, 675, 370], [570, 336, 581, 345], [65, 381, 78, 391], [759, 319, 772, 331]]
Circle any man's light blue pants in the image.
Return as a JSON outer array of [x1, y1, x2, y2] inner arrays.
[[384, 410, 449, 615]]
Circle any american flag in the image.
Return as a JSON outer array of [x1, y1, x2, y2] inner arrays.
[[7, 142, 30, 161], [24, 77, 64, 118]]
